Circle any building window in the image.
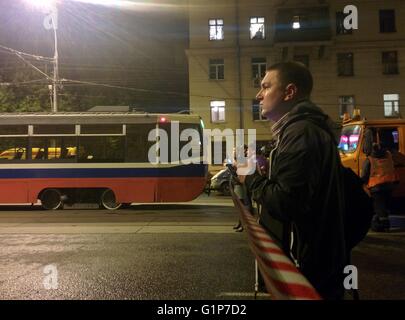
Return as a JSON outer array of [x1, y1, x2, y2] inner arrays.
[[293, 55, 309, 68], [336, 11, 353, 35], [379, 10, 396, 33], [209, 59, 224, 80], [209, 19, 224, 40], [292, 15, 301, 29], [252, 100, 266, 121], [210, 100, 225, 123], [250, 17, 265, 39], [337, 53, 354, 76], [384, 94, 400, 118], [382, 51, 399, 75], [252, 58, 266, 87], [339, 96, 355, 118]]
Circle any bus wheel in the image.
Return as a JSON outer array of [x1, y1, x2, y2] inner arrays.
[[41, 189, 63, 210], [100, 189, 122, 210]]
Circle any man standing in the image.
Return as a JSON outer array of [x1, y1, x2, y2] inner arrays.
[[238, 62, 347, 299], [361, 142, 397, 232]]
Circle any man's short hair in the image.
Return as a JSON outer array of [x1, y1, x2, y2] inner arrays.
[[267, 61, 313, 98]]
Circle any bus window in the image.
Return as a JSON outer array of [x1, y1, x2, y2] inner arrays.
[[158, 123, 172, 163], [126, 124, 156, 163], [0, 137, 28, 160], [156, 122, 203, 163], [378, 128, 399, 152], [179, 123, 202, 159], [30, 137, 77, 160], [78, 136, 125, 162]]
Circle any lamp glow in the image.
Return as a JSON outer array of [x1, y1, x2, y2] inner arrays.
[[292, 16, 301, 29]]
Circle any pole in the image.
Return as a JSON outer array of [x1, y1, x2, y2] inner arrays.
[[52, 5, 58, 113], [235, 0, 243, 130]]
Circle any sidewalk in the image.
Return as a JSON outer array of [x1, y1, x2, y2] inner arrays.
[[189, 193, 234, 206]]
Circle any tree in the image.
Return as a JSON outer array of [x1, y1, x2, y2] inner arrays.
[[0, 65, 51, 112]]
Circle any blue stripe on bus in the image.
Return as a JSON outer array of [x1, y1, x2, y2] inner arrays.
[[0, 164, 208, 179]]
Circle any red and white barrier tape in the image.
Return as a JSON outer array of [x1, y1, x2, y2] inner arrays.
[[231, 188, 321, 300]]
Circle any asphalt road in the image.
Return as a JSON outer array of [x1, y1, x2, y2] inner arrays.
[[0, 194, 404, 300]]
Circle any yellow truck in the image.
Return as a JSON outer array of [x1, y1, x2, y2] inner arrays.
[[0, 147, 77, 160], [339, 118, 405, 198]]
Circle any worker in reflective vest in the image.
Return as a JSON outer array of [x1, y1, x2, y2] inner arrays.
[[361, 143, 398, 232]]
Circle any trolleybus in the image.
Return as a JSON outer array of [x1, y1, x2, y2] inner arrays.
[[0, 112, 207, 210]]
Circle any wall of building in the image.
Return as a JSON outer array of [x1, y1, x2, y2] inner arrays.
[[188, 0, 405, 144]]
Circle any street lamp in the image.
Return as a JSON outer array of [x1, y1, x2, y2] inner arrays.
[[24, 0, 59, 112]]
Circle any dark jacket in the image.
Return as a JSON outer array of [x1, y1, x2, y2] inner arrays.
[[245, 100, 347, 298]]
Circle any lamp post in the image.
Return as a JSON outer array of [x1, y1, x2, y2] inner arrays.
[[43, 2, 59, 112], [24, 0, 59, 112]]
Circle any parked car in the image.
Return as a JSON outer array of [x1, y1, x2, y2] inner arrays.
[[210, 168, 231, 195]]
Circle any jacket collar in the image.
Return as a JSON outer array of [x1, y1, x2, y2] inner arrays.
[[270, 99, 341, 145], [270, 99, 309, 138], [271, 111, 290, 137]]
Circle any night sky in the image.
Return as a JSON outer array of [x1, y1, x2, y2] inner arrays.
[[0, 0, 189, 112]]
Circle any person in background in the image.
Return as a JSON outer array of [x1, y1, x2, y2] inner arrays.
[[256, 146, 269, 177], [231, 145, 252, 232], [361, 142, 398, 232]]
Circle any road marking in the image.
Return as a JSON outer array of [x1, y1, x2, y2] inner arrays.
[[0, 224, 238, 234]]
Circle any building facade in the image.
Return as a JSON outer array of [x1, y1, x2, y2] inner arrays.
[[187, 0, 405, 146]]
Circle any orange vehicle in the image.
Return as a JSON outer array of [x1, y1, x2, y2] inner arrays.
[[339, 117, 405, 198], [0, 147, 77, 160]]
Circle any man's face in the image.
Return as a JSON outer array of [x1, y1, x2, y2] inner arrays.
[[256, 70, 286, 121]]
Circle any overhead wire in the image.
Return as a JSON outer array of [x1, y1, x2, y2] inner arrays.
[[0, 44, 53, 62]]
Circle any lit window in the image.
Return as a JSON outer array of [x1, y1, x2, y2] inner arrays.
[[210, 101, 225, 123], [250, 17, 265, 39], [384, 94, 400, 118], [292, 16, 301, 29], [209, 19, 224, 40], [209, 59, 224, 80], [339, 96, 355, 118]]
